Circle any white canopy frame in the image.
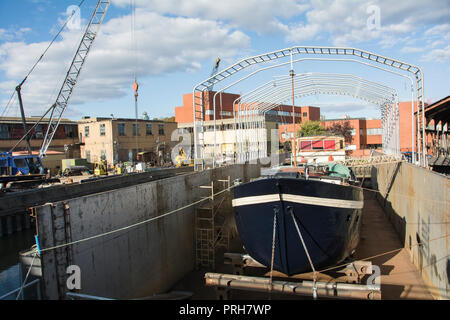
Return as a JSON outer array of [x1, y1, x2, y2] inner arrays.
[[233, 73, 399, 164], [193, 46, 425, 170]]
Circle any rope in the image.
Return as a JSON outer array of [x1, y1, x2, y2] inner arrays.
[[16, 247, 39, 300], [0, 91, 16, 117], [290, 209, 318, 299], [1, 0, 87, 118], [39, 183, 236, 253], [359, 184, 449, 205], [268, 207, 278, 299]]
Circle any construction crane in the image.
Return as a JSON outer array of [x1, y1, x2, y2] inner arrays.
[[11, 0, 111, 159], [206, 57, 221, 91], [3, 0, 111, 182]]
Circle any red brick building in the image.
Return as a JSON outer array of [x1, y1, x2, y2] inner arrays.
[[175, 91, 320, 124], [175, 92, 424, 158]]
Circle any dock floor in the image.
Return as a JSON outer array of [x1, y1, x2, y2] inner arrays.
[[354, 190, 433, 299], [172, 190, 434, 300]]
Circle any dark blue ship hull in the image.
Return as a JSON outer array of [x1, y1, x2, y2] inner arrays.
[[232, 177, 363, 276]]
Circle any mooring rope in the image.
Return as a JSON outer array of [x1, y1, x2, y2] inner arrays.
[[268, 207, 278, 299], [15, 246, 39, 300], [289, 209, 318, 299], [39, 182, 237, 253]]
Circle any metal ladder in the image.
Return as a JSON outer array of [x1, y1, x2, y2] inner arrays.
[[195, 178, 231, 270]]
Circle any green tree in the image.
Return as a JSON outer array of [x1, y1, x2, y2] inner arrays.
[[297, 120, 326, 137], [326, 121, 353, 143]]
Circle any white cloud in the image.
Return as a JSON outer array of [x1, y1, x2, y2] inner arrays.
[[0, 11, 250, 115], [276, 0, 450, 46], [422, 45, 450, 62], [400, 46, 426, 54], [112, 0, 310, 34], [424, 23, 450, 36], [0, 27, 32, 42]]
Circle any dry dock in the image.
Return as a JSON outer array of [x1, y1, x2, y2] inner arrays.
[[7, 161, 449, 300], [170, 189, 434, 300]]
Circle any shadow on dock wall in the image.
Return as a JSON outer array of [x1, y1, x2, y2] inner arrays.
[[33, 163, 261, 300], [371, 162, 449, 300]]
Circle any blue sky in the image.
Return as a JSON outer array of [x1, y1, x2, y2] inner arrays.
[[0, 0, 449, 121]]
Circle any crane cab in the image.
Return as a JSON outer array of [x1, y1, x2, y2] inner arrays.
[[0, 152, 44, 176]]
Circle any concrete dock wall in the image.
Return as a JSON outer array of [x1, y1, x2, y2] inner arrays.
[[371, 162, 449, 299], [35, 164, 260, 299], [0, 166, 194, 217]]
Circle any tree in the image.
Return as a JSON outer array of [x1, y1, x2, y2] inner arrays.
[[153, 116, 175, 122], [326, 121, 353, 143], [297, 120, 326, 137]]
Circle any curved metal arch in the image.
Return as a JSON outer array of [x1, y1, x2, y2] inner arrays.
[[239, 73, 397, 107], [233, 73, 399, 163], [193, 46, 425, 170]]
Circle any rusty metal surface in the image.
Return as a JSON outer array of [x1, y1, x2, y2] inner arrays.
[[205, 272, 381, 300]]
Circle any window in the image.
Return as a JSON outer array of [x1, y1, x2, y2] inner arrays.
[[100, 150, 106, 160], [312, 140, 324, 150], [118, 123, 126, 136], [132, 123, 140, 136], [0, 124, 9, 139], [220, 111, 232, 116], [266, 110, 277, 116], [302, 112, 308, 117], [324, 140, 336, 150], [367, 128, 382, 135], [84, 126, 89, 137], [85, 150, 91, 162], [300, 141, 312, 150], [65, 125, 74, 138], [158, 124, 165, 135], [350, 129, 356, 136], [100, 124, 106, 136], [146, 123, 153, 135], [14, 158, 27, 168], [205, 110, 214, 115], [278, 111, 290, 117]]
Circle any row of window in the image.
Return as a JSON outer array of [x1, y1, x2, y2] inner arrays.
[[300, 139, 344, 151], [366, 128, 383, 135], [0, 124, 76, 140], [205, 110, 233, 116], [84, 123, 165, 137], [85, 148, 145, 162]]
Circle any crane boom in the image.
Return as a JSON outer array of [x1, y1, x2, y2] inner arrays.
[[206, 57, 221, 91], [40, 0, 111, 157]]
